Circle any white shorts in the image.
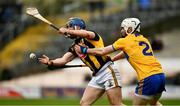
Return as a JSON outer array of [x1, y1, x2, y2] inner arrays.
[[88, 61, 122, 90]]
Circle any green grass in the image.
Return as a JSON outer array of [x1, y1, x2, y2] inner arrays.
[[0, 98, 179, 105]]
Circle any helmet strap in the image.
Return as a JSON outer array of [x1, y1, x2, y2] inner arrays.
[[132, 23, 140, 34]]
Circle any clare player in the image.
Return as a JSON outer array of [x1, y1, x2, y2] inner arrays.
[[75, 18, 166, 106]]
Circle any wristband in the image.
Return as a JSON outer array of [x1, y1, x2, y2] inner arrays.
[[64, 32, 68, 35], [80, 46, 88, 54]]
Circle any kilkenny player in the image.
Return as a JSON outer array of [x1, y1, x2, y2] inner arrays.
[[38, 17, 123, 105]]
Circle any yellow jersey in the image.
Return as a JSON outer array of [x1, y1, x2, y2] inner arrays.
[[112, 33, 163, 81], [69, 31, 111, 75]]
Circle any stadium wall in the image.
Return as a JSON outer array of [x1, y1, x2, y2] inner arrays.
[[0, 58, 180, 99]]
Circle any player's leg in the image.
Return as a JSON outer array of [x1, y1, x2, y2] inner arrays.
[[150, 101, 163, 106], [133, 76, 151, 105], [155, 101, 163, 106], [106, 86, 123, 105], [80, 76, 105, 106], [133, 93, 162, 106], [104, 65, 123, 105], [133, 73, 165, 106], [149, 93, 162, 106], [80, 86, 105, 106], [133, 94, 162, 106], [132, 94, 149, 105], [149, 73, 165, 106]]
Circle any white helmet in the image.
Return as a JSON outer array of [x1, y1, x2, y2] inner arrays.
[[121, 18, 141, 34]]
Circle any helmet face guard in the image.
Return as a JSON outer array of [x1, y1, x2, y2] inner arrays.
[[121, 18, 140, 34]]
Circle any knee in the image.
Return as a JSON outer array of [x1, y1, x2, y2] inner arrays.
[[109, 98, 122, 105], [150, 101, 163, 106], [80, 99, 91, 106], [80, 100, 85, 106]]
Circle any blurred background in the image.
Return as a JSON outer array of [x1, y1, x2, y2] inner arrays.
[[0, 0, 180, 105]]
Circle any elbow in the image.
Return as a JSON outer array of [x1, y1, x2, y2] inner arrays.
[[63, 58, 70, 64]]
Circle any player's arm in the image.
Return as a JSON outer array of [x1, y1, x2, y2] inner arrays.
[[111, 51, 125, 61], [58, 27, 95, 39], [75, 38, 124, 56], [75, 45, 115, 56], [38, 52, 75, 67]]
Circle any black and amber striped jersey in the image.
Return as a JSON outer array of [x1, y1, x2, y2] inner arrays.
[[68, 31, 112, 75]]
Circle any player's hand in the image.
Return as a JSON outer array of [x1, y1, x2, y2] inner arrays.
[[58, 27, 68, 35], [38, 55, 49, 65], [74, 45, 82, 53], [75, 44, 88, 54]]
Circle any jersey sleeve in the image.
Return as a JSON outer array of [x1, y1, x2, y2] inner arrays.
[[112, 38, 126, 50], [88, 30, 100, 41]]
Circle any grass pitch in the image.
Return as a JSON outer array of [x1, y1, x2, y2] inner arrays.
[[0, 98, 180, 105]]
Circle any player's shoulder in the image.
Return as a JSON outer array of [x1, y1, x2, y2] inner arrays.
[[130, 33, 147, 40], [138, 34, 150, 42], [87, 30, 100, 36], [114, 37, 127, 44], [87, 30, 101, 41]]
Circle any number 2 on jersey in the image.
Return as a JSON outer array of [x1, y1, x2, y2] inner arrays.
[[139, 42, 153, 56]]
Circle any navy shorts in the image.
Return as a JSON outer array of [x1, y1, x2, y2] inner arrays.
[[135, 73, 166, 96]]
